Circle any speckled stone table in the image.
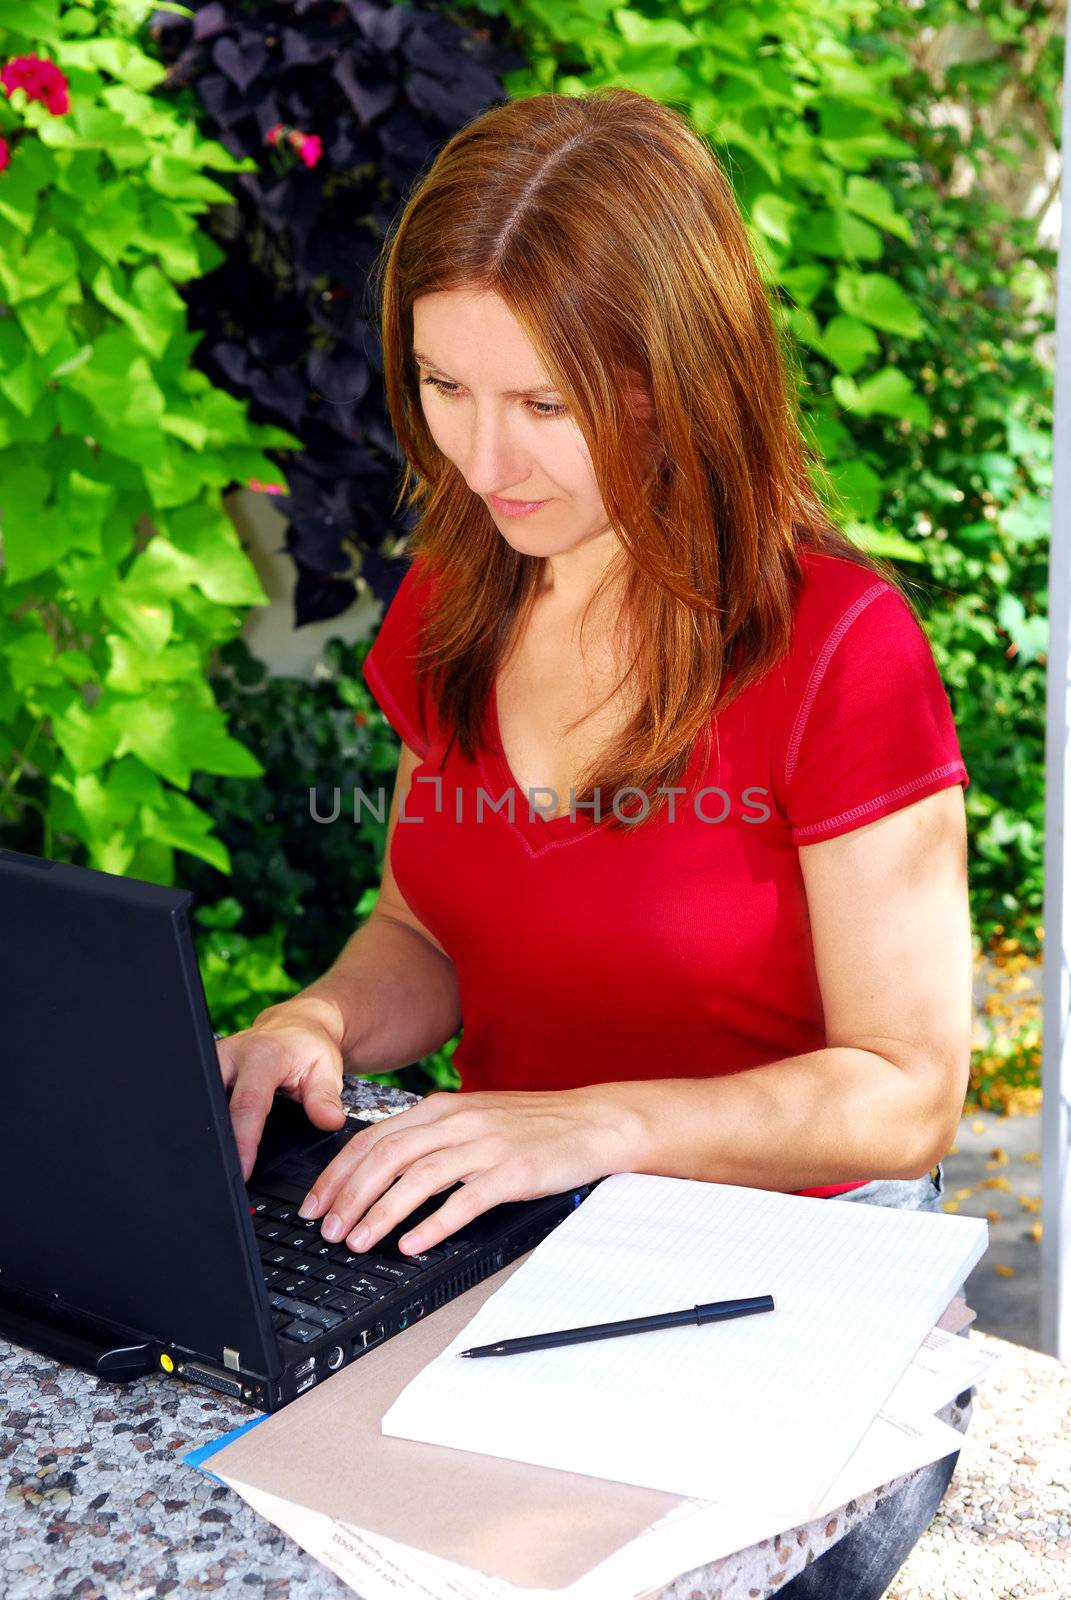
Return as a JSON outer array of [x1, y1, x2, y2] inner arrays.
[[0, 1076, 973, 1600]]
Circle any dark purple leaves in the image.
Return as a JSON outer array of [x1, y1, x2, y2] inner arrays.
[[147, 0, 525, 625]]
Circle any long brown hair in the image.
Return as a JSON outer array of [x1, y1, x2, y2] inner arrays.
[[372, 87, 912, 827]]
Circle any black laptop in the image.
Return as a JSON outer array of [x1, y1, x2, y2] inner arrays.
[[0, 848, 600, 1412]]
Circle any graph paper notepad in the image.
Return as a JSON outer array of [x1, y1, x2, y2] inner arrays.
[[381, 1173, 988, 1521]]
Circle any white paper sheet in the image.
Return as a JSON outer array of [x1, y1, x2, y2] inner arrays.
[[381, 1173, 988, 1521]]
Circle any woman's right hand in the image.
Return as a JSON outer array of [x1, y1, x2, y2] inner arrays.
[[216, 994, 350, 1182]]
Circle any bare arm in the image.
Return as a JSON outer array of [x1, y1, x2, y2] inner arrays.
[[261, 739, 462, 1076], [594, 784, 973, 1189]]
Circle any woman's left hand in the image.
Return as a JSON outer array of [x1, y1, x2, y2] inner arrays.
[[295, 1088, 642, 1256]]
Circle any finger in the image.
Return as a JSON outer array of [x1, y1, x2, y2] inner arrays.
[[340, 1163, 469, 1254], [299, 1096, 467, 1217], [229, 1080, 279, 1182], [319, 1138, 477, 1249], [394, 1174, 507, 1255], [227, 1033, 292, 1180], [301, 1058, 348, 1130], [216, 1037, 237, 1092], [300, 1107, 470, 1216]]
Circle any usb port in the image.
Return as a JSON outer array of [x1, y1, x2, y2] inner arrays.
[[296, 1372, 316, 1395], [295, 1354, 315, 1379]]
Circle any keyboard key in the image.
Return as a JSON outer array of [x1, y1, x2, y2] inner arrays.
[[282, 1232, 313, 1252], [397, 1244, 452, 1267], [270, 1291, 317, 1320], [351, 1258, 401, 1280], [362, 1259, 420, 1286], [275, 1249, 315, 1273], [294, 1281, 335, 1304], [289, 1302, 343, 1330], [304, 1241, 336, 1262], [270, 1291, 339, 1329], [313, 1266, 347, 1287], [325, 1291, 374, 1316], [255, 1220, 285, 1242], [349, 1276, 392, 1302], [265, 1207, 317, 1232], [327, 1246, 376, 1269], [271, 1312, 290, 1331], [280, 1320, 318, 1344], [249, 1199, 272, 1216], [255, 1179, 309, 1206]]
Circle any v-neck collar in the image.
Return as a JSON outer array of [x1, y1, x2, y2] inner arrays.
[[479, 680, 726, 855], [478, 681, 614, 853], [475, 635, 745, 855]]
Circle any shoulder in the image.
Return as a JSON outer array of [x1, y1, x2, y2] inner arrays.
[[373, 553, 440, 644], [389, 551, 436, 608], [781, 548, 927, 684], [759, 548, 933, 732], [792, 549, 912, 647]]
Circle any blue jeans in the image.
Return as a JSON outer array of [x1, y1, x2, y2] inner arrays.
[[776, 1163, 971, 1600]]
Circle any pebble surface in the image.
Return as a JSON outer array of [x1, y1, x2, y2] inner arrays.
[[885, 1324, 1071, 1600], [0, 1078, 1047, 1600]]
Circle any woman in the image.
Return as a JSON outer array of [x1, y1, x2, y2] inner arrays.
[[219, 89, 973, 1597]]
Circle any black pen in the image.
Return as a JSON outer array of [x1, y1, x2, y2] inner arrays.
[[455, 1294, 775, 1358]]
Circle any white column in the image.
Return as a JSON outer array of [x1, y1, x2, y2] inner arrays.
[[1039, 20, 1071, 1360]]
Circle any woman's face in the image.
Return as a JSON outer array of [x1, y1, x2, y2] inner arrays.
[[411, 287, 653, 562]]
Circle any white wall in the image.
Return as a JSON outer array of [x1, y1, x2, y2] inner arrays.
[[225, 486, 383, 681]]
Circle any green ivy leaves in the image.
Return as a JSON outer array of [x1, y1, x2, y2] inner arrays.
[[0, 0, 296, 884]]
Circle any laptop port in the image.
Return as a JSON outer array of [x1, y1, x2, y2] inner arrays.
[[398, 1299, 426, 1329], [294, 1354, 316, 1379], [296, 1372, 316, 1395], [326, 1344, 345, 1370], [355, 1322, 386, 1353], [178, 1362, 243, 1399]]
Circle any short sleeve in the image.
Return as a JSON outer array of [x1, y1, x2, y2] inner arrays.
[[779, 582, 969, 845], [361, 558, 433, 760]]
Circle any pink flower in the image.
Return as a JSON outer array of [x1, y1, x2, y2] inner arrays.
[[0, 137, 9, 175], [247, 478, 286, 495], [264, 120, 322, 169], [1, 54, 70, 116], [298, 134, 322, 169]]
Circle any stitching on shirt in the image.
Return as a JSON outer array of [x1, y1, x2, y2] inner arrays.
[[363, 655, 430, 761], [783, 581, 892, 790], [790, 762, 966, 841], [474, 745, 617, 857]]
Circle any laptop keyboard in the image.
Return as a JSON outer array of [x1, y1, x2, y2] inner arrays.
[[248, 1165, 473, 1346]]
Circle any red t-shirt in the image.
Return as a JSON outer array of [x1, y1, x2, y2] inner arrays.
[[362, 548, 969, 1199]]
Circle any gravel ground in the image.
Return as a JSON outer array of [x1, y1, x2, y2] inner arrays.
[[885, 1326, 1071, 1600]]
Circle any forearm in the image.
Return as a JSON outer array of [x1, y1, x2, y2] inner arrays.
[[261, 913, 462, 1077], [593, 1047, 948, 1192]]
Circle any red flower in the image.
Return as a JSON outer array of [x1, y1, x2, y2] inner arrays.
[[265, 122, 285, 147], [1, 54, 70, 116], [0, 137, 9, 175], [354, 712, 369, 727]]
